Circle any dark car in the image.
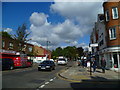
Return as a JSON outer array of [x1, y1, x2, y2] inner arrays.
[[38, 60, 55, 71], [2, 58, 14, 70]]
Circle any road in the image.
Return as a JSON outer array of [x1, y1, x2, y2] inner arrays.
[[2, 61, 119, 89], [2, 61, 74, 89]]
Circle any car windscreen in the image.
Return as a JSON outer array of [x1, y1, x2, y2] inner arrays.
[[41, 61, 51, 64], [58, 59, 66, 61]]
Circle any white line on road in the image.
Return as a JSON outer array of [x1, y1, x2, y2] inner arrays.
[[45, 82, 49, 84], [39, 85, 45, 88], [53, 77, 56, 79], [49, 79, 53, 81]]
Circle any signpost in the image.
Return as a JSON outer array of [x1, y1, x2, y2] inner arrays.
[[89, 43, 98, 76]]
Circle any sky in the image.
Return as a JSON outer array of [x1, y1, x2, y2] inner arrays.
[[2, 0, 104, 50]]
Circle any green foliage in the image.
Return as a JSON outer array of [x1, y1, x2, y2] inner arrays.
[[1, 31, 12, 39], [52, 46, 84, 60]]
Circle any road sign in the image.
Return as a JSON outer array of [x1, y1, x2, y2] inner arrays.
[[90, 43, 98, 47], [88, 47, 92, 52]]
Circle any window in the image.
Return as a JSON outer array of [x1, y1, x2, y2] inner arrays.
[[19, 43, 21, 47], [99, 40, 104, 46], [109, 27, 116, 40], [2, 40, 5, 48], [9, 42, 13, 49], [112, 7, 118, 19], [105, 10, 110, 21], [28, 46, 32, 52]]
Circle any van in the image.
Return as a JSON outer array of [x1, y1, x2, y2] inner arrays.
[[2, 58, 14, 70]]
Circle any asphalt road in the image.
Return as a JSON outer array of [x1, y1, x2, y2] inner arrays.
[[2, 61, 74, 89]]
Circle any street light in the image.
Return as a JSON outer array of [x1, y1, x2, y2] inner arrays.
[[89, 43, 98, 76], [46, 41, 50, 60]]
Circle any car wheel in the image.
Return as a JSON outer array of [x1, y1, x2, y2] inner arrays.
[[49, 68, 52, 71], [53, 67, 55, 70], [10, 66, 14, 70], [38, 68, 41, 71]]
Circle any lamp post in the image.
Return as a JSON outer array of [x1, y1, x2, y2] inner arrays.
[[46, 41, 50, 60], [89, 43, 98, 76]]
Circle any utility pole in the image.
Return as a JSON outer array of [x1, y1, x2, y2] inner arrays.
[[89, 46, 92, 76], [46, 41, 50, 60], [89, 43, 98, 76]]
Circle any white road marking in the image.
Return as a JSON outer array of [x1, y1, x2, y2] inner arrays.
[[45, 82, 49, 84], [50, 79, 53, 81], [38, 77, 56, 88], [39, 85, 45, 88], [53, 77, 56, 79]]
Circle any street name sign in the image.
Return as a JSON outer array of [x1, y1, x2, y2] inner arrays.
[[90, 43, 98, 47]]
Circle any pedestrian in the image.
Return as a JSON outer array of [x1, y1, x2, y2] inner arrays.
[[101, 57, 106, 73], [92, 57, 97, 73], [82, 59, 85, 68]]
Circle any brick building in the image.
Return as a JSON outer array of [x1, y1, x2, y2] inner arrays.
[[90, 1, 120, 72], [103, 1, 120, 71], [1, 35, 51, 61], [33, 45, 51, 62], [1, 36, 34, 56]]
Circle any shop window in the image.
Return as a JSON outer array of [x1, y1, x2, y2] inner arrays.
[[9, 42, 13, 49], [109, 27, 116, 40], [113, 54, 118, 68], [112, 7, 119, 19]]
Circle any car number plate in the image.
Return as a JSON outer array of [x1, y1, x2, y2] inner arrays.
[[41, 67, 45, 69]]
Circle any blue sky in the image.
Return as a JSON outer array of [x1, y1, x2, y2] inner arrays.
[[2, 1, 103, 50], [3, 2, 63, 30]]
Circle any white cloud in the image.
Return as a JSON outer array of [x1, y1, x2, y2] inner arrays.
[[77, 42, 89, 51], [30, 12, 84, 49], [50, 2, 103, 33], [30, 12, 48, 27], [3, 28, 12, 33], [28, 41, 42, 47], [29, 2, 103, 50]]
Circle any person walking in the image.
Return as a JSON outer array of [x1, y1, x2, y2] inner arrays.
[[92, 57, 97, 73], [101, 57, 106, 73]]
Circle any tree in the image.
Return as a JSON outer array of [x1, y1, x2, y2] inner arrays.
[[51, 46, 84, 61], [1, 31, 12, 39], [14, 24, 30, 42], [14, 24, 31, 53], [76, 47, 84, 58]]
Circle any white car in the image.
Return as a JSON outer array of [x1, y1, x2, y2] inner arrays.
[[35, 60, 43, 64], [57, 58, 67, 65]]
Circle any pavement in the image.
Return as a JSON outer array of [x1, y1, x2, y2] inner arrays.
[[58, 61, 120, 82]]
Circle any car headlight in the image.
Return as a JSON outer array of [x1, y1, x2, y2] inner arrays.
[[38, 66, 41, 67], [46, 66, 50, 68]]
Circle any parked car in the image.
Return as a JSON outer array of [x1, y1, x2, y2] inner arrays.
[[38, 60, 55, 71], [2, 58, 14, 70], [57, 58, 67, 65]]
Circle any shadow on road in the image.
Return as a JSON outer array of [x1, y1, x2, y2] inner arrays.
[[70, 76, 120, 88]]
